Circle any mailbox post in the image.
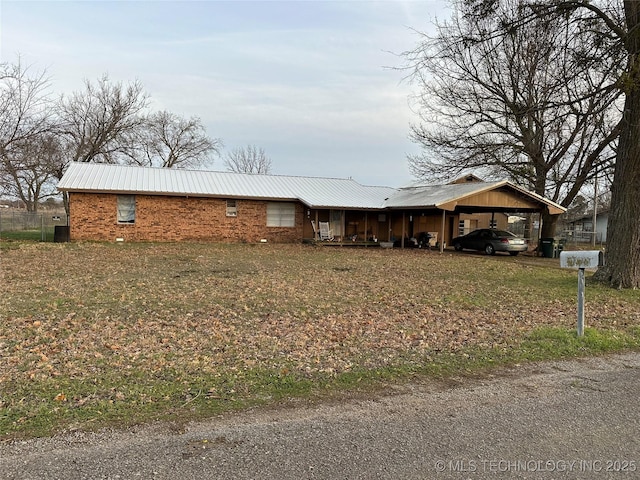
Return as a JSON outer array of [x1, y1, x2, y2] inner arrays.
[[559, 251, 604, 337]]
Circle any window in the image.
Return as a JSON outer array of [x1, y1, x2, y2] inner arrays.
[[267, 202, 295, 227], [117, 195, 136, 223], [226, 199, 237, 217], [459, 219, 471, 236]]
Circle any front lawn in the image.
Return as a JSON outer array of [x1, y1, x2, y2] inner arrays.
[[1, 242, 639, 439]]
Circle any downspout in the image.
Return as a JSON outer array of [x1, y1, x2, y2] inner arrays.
[[401, 212, 405, 248], [538, 211, 543, 256]]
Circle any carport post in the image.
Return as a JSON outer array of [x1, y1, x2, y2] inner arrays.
[[364, 214, 368, 246]]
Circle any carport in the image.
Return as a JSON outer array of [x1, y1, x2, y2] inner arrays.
[[384, 180, 566, 252]]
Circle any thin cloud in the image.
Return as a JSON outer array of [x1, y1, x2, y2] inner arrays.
[[0, 0, 446, 186]]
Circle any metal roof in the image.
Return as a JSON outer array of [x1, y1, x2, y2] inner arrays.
[[57, 162, 566, 213], [57, 162, 397, 210], [383, 182, 506, 208]]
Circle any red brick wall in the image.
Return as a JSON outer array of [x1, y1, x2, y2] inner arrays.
[[69, 193, 304, 243]]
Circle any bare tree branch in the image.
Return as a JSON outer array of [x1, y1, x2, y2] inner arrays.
[[56, 74, 149, 170], [0, 58, 55, 212], [127, 111, 222, 169], [224, 145, 272, 174], [403, 0, 623, 236]]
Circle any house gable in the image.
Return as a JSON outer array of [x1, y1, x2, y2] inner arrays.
[[439, 186, 551, 213]]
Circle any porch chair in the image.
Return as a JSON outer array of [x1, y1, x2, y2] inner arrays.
[[318, 221, 334, 241], [428, 232, 438, 248]]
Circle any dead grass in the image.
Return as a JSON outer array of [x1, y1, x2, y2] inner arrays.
[[1, 242, 639, 438]]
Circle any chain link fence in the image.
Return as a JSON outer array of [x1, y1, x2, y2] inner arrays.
[[0, 210, 68, 242]]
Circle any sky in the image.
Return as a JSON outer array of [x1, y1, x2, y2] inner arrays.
[[1, 0, 450, 187]]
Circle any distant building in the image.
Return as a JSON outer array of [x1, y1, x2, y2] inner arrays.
[[564, 210, 609, 243]]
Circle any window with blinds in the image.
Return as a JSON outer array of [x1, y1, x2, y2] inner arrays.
[[266, 202, 295, 227]]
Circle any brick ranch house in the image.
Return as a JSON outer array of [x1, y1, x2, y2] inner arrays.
[[57, 163, 566, 248]]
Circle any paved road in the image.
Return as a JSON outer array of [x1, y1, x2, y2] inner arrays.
[[2, 352, 639, 480]]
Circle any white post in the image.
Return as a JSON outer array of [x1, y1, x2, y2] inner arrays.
[[440, 210, 446, 253], [577, 268, 585, 337], [560, 250, 602, 338]]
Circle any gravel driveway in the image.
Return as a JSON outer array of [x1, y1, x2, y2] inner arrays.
[[2, 352, 639, 479]]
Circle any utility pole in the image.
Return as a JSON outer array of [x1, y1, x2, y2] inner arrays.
[[592, 172, 598, 247]]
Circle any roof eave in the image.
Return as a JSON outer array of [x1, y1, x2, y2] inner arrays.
[[61, 188, 298, 202]]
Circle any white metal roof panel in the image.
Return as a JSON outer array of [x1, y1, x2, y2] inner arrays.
[[57, 163, 565, 213], [385, 180, 566, 213], [384, 181, 506, 208], [57, 162, 397, 209]]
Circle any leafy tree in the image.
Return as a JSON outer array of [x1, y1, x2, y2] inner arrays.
[[404, 0, 623, 238], [224, 145, 272, 174]]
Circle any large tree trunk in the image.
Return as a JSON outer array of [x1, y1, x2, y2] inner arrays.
[[540, 210, 558, 239], [596, 88, 640, 288], [594, 2, 640, 289]]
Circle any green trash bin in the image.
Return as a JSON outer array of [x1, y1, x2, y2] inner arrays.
[[540, 238, 555, 258]]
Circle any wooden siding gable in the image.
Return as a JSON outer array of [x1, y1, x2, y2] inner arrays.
[[437, 184, 564, 215], [441, 189, 540, 211]]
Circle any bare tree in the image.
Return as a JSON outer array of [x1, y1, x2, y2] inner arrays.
[[0, 133, 60, 212], [126, 110, 222, 168], [0, 58, 55, 211], [56, 75, 148, 171], [224, 145, 272, 174], [1, 65, 225, 212], [0, 59, 51, 150], [412, 0, 640, 288], [404, 0, 623, 238], [54, 74, 148, 212], [595, 0, 640, 288]]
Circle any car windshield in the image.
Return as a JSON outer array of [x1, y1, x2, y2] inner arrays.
[[494, 230, 516, 237]]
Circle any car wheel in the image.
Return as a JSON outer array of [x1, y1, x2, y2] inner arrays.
[[484, 244, 495, 255], [454, 242, 463, 251], [509, 251, 519, 256]]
